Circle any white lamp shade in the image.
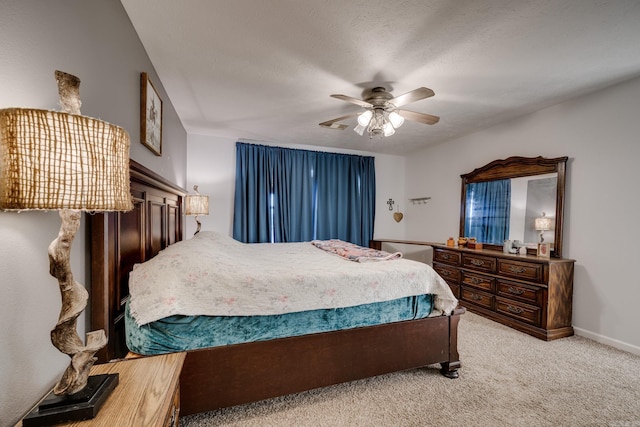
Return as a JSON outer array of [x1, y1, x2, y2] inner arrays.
[[535, 216, 552, 231], [185, 194, 209, 216], [388, 111, 405, 128], [357, 110, 373, 127], [0, 108, 132, 211], [383, 122, 395, 137]]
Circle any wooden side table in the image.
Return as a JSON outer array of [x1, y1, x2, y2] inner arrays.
[[17, 352, 186, 427]]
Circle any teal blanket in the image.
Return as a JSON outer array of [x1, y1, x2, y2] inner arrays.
[[125, 294, 434, 355]]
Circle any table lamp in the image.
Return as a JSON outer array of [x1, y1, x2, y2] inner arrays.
[[0, 71, 132, 424], [185, 185, 209, 235], [534, 212, 552, 243]]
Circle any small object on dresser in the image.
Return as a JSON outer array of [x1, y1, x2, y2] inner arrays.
[[457, 237, 468, 247], [519, 246, 527, 255], [475, 242, 483, 250], [447, 237, 455, 247], [467, 237, 477, 249], [537, 242, 551, 258]]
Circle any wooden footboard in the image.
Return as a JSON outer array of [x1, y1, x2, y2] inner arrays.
[[180, 308, 464, 415]]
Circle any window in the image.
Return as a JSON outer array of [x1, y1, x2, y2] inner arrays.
[[233, 142, 376, 247]]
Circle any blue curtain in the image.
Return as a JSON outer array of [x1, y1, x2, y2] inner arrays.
[[464, 179, 511, 245], [233, 142, 376, 246]]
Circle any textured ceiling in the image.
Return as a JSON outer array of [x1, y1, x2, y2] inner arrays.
[[120, 0, 640, 155]]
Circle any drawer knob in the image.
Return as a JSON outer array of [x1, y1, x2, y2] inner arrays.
[[471, 259, 485, 267], [507, 305, 523, 314], [470, 277, 481, 285], [509, 265, 526, 274], [471, 293, 482, 301], [507, 286, 525, 295], [441, 270, 451, 277], [441, 254, 451, 260]]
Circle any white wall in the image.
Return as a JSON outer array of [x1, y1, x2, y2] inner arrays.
[[186, 136, 407, 239], [0, 2, 187, 425], [405, 75, 640, 354]]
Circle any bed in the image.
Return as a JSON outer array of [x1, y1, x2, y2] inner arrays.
[[89, 160, 465, 416]]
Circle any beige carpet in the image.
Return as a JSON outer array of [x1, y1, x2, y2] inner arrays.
[[181, 312, 640, 426]]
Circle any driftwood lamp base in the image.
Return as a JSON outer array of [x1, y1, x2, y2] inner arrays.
[[22, 373, 119, 426]]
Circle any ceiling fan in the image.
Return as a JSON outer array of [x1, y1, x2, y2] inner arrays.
[[319, 86, 439, 138]]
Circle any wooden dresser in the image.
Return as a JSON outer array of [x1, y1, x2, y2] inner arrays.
[[432, 245, 574, 340]]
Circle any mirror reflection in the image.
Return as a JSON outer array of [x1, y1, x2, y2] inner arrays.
[[464, 173, 557, 247], [459, 156, 567, 257]]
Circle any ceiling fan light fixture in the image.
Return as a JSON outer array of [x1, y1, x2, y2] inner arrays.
[[323, 86, 439, 138], [388, 111, 404, 128], [369, 128, 384, 138], [383, 122, 395, 137], [357, 110, 373, 127], [370, 108, 384, 127]]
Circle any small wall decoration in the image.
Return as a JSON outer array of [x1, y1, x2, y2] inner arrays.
[[140, 72, 163, 156], [537, 242, 551, 258]]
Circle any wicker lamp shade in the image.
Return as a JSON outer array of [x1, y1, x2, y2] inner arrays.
[[185, 194, 209, 216], [0, 108, 133, 211], [535, 215, 552, 231]]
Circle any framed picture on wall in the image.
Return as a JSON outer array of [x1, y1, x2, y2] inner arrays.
[[140, 72, 163, 156], [537, 242, 551, 258]]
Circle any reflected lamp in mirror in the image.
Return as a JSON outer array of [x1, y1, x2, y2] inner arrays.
[[185, 185, 209, 235], [535, 212, 553, 243], [0, 71, 133, 423]]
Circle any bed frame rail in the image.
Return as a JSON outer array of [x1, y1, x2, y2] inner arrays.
[[180, 309, 463, 415]]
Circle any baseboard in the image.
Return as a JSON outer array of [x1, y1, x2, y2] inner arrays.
[[574, 327, 640, 356]]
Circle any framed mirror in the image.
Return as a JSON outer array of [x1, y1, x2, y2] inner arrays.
[[460, 156, 568, 257]]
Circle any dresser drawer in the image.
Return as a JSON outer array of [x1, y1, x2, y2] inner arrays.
[[461, 287, 494, 310], [496, 280, 541, 306], [495, 297, 541, 326], [462, 254, 496, 273], [461, 271, 495, 292], [434, 249, 461, 266], [497, 259, 543, 282], [433, 262, 460, 283]]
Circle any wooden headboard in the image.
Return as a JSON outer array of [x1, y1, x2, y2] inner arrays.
[[90, 159, 186, 363]]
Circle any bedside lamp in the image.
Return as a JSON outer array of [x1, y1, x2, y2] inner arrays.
[[185, 185, 209, 235], [534, 212, 552, 243], [0, 71, 132, 424]]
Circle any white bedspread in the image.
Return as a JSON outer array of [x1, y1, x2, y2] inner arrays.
[[129, 231, 458, 326]]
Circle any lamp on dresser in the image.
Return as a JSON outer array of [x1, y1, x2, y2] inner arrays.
[[535, 212, 552, 243], [185, 185, 209, 235], [0, 71, 132, 425]]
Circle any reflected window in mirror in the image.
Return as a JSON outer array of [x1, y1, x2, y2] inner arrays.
[[464, 179, 511, 245]]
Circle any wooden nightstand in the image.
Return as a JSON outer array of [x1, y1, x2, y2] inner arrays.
[[17, 352, 186, 427]]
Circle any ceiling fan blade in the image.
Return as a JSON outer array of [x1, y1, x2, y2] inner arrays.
[[396, 109, 440, 125], [389, 87, 435, 107], [330, 94, 373, 108], [319, 113, 358, 130]]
